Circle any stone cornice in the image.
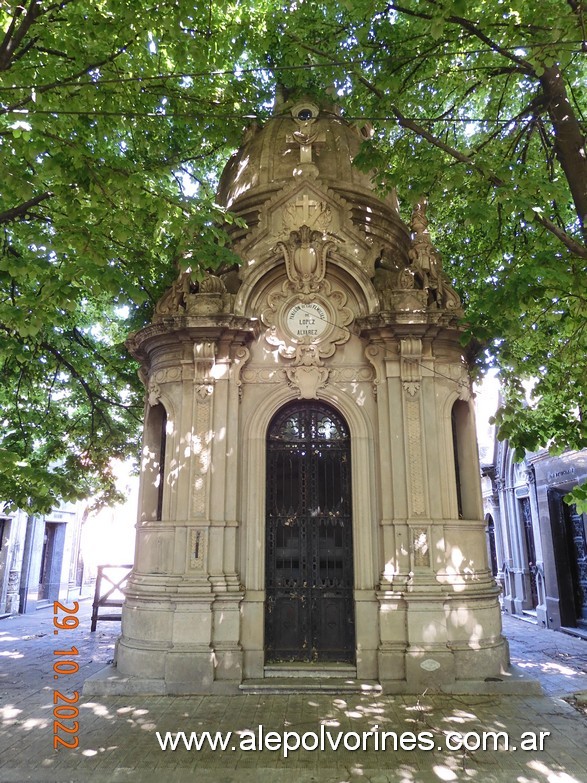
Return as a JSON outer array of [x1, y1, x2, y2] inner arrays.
[[126, 315, 260, 362]]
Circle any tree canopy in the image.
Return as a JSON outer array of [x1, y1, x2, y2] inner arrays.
[[1, 0, 586, 512]]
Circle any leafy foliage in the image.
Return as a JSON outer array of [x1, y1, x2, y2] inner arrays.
[[0, 0, 272, 511], [1, 0, 586, 511], [264, 0, 587, 459], [566, 483, 587, 515]]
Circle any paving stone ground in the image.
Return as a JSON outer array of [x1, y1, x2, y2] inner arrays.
[[1, 600, 587, 783]]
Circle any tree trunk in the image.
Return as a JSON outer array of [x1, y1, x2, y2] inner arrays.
[[540, 64, 587, 242]]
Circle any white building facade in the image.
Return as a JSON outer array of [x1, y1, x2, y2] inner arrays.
[[483, 441, 587, 633], [0, 503, 82, 616]]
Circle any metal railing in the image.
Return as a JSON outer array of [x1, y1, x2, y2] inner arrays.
[[90, 564, 132, 632]]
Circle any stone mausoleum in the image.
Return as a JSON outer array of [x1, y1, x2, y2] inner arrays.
[[107, 93, 510, 694]]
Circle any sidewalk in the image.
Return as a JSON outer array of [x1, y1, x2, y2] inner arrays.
[[1, 601, 587, 783]]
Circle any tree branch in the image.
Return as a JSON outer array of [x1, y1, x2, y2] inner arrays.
[[2, 36, 139, 115], [40, 340, 140, 415], [416, 0, 535, 72], [0, 192, 54, 224], [287, 33, 587, 259], [539, 64, 587, 241], [533, 213, 587, 258], [0, 0, 42, 71]]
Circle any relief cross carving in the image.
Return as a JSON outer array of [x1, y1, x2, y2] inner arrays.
[[286, 129, 326, 165]]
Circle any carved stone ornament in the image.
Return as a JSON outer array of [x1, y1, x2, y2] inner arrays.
[[185, 273, 231, 316], [154, 270, 234, 320], [286, 101, 324, 178], [436, 362, 472, 401], [403, 381, 420, 397], [275, 224, 335, 292], [329, 365, 375, 384], [412, 527, 431, 568], [241, 366, 286, 384], [196, 383, 213, 400], [261, 278, 353, 367], [400, 337, 427, 516], [286, 366, 330, 399], [147, 381, 161, 407], [400, 336, 422, 395], [398, 268, 416, 290], [192, 397, 212, 518], [7, 569, 20, 592], [199, 274, 225, 294], [282, 197, 333, 235], [194, 341, 216, 391], [189, 529, 206, 570], [227, 345, 251, 402], [457, 376, 472, 402], [408, 198, 462, 313], [152, 367, 182, 385], [154, 270, 192, 320]]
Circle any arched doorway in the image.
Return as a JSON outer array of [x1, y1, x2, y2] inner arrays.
[[265, 401, 355, 663]]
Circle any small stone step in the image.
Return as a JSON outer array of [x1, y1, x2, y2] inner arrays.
[[264, 663, 357, 679], [239, 678, 382, 694]]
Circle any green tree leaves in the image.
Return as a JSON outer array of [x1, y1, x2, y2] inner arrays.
[[0, 0, 585, 510], [0, 0, 268, 510]]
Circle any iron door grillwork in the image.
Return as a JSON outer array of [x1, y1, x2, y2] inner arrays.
[[265, 402, 355, 663]]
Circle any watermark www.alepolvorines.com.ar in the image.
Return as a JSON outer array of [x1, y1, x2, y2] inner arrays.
[[155, 724, 551, 757]]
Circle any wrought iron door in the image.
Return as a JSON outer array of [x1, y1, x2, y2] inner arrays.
[[265, 402, 355, 662], [565, 504, 587, 621], [520, 497, 538, 608]]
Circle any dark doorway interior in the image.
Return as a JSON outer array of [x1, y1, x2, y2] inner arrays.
[[265, 402, 355, 663], [486, 514, 498, 577], [519, 497, 539, 609], [549, 490, 587, 626], [39, 523, 57, 600]]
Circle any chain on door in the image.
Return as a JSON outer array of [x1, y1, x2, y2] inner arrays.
[[265, 402, 355, 663]]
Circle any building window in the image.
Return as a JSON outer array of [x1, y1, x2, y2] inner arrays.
[[485, 513, 498, 576], [142, 403, 167, 522], [451, 400, 479, 520]]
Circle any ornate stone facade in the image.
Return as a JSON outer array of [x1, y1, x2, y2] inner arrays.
[[482, 439, 587, 633], [108, 94, 508, 694]]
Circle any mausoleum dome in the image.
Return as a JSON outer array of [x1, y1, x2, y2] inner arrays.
[[218, 98, 381, 205], [217, 94, 409, 265]]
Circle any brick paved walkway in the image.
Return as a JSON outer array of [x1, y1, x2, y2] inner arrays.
[[1, 601, 587, 782]]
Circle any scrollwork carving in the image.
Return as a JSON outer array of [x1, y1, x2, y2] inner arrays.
[[194, 341, 216, 386], [147, 381, 161, 407], [154, 271, 192, 320], [230, 345, 251, 402], [412, 527, 431, 568], [275, 224, 335, 292], [286, 366, 329, 399], [403, 381, 421, 397], [400, 337, 422, 390], [261, 278, 353, 367]]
